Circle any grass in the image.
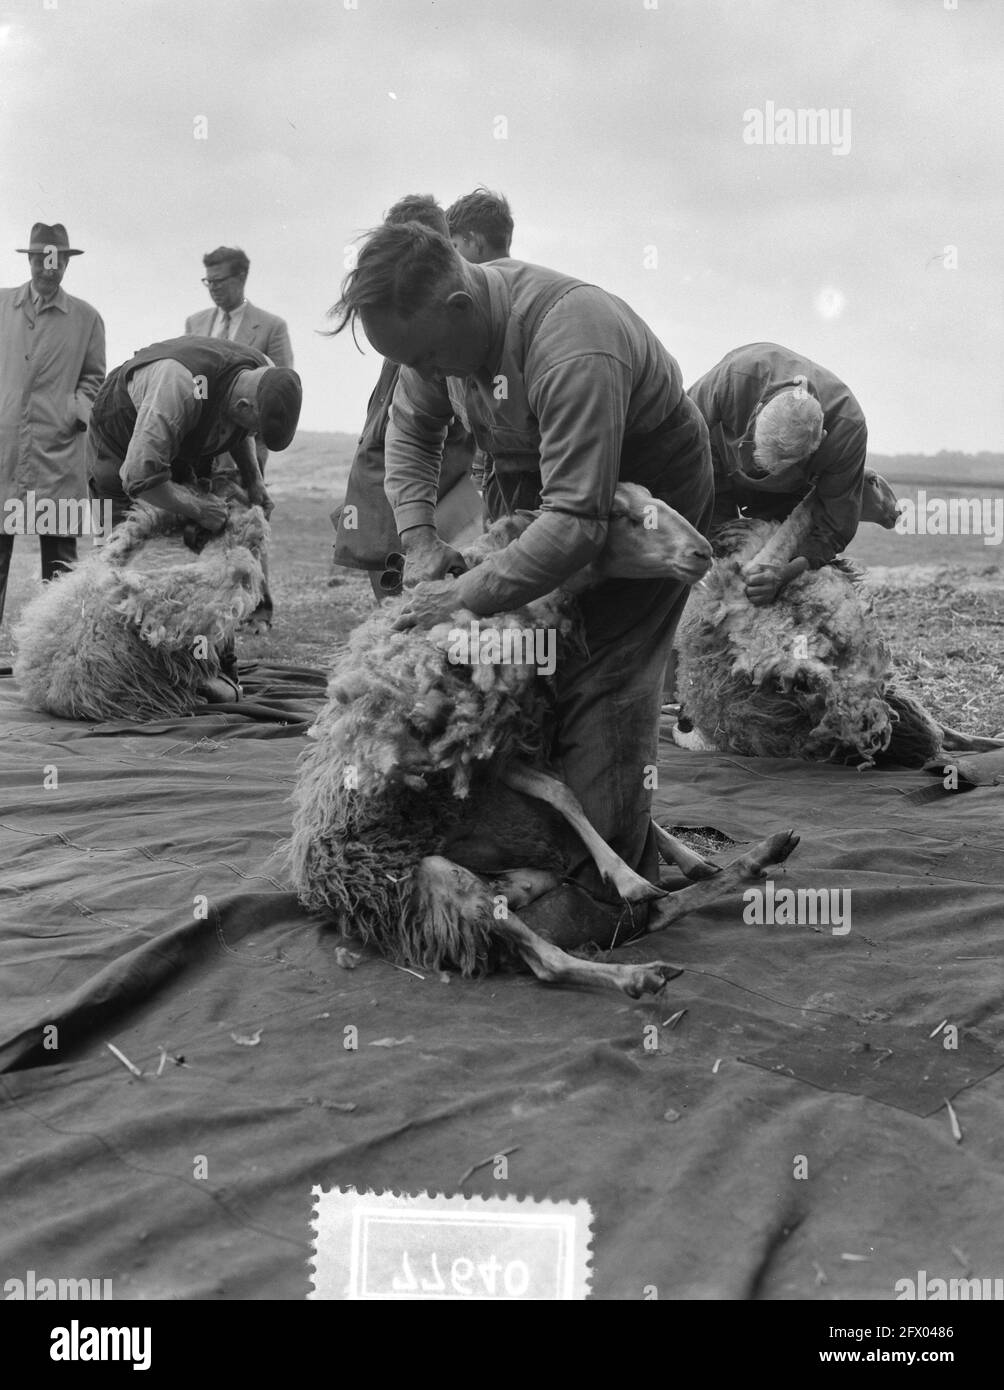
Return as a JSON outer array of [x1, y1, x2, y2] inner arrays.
[[2, 445, 1001, 737]]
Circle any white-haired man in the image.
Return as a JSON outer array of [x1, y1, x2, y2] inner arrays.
[[688, 342, 867, 606]]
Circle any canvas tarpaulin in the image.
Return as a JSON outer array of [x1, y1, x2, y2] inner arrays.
[[1, 663, 1002, 1301]]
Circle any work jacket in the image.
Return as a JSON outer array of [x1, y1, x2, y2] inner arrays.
[[0, 283, 105, 532], [688, 342, 867, 565], [385, 259, 711, 614]]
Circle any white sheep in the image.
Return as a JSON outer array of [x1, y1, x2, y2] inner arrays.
[[13, 499, 267, 721], [285, 483, 800, 996], [673, 472, 998, 765]]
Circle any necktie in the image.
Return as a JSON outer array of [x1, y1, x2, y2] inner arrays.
[[221, 311, 232, 340]]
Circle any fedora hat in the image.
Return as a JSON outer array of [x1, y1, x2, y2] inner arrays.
[[17, 222, 84, 256], [256, 368, 302, 451]]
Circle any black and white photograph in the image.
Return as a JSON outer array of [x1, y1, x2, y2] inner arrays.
[[1, 0, 1001, 1344]]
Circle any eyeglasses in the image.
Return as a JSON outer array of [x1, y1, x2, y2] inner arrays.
[[201, 274, 238, 287]]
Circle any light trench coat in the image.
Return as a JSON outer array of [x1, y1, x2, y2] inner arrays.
[[0, 283, 106, 534]]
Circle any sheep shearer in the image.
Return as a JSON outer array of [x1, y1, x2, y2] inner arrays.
[[331, 195, 486, 602], [329, 222, 713, 937], [87, 336, 301, 526], [86, 336, 301, 698], [0, 222, 105, 627], [688, 342, 868, 606]]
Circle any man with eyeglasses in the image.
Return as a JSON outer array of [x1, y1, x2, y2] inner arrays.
[[186, 246, 293, 628], [186, 247, 293, 369]]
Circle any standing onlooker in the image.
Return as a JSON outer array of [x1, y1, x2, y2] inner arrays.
[[331, 195, 480, 600], [186, 246, 293, 627], [0, 222, 105, 628], [185, 246, 293, 368], [445, 188, 514, 262], [446, 189, 517, 515]]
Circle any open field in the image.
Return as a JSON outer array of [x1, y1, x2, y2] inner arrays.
[[1, 441, 1000, 735]]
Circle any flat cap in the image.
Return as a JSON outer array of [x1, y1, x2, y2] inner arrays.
[[256, 367, 302, 451]]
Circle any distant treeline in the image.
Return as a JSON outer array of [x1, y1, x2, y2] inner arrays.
[[869, 452, 1004, 489]]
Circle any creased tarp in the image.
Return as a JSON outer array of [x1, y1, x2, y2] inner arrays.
[[0, 669, 1002, 1301]]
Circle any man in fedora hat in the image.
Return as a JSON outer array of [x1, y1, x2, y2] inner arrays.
[[0, 222, 106, 628], [86, 337, 301, 698]]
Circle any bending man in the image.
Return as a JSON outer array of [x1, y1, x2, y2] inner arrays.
[[329, 223, 713, 936], [688, 342, 868, 606]]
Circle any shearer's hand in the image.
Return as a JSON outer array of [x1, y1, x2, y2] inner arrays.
[[742, 562, 784, 607], [393, 579, 466, 631], [194, 495, 229, 533], [247, 485, 275, 519], [400, 526, 468, 587]]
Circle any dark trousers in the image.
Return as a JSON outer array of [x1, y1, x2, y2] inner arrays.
[[484, 397, 714, 896], [0, 533, 78, 628]]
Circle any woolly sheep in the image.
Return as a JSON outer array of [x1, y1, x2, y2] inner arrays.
[[285, 483, 800, 996], [13, 500, 267, 722], [673, 472, 996, 766]]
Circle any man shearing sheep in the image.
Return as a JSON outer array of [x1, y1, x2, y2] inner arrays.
[[86, 336, 301, 698], [329, 222, 714, 938], [688, 342, 868, 606]]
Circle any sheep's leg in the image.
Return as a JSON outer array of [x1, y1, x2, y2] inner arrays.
[[498, 761, 665, 903], [937, 723, 1004, 753], [651, 821, 721, 881], [646, 829, 800, 933], [492, 911, 682, 999]]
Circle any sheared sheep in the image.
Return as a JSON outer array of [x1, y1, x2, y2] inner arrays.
[[674, 471, 1000, 766], [13, 491, 267, 721], [285, 483, 800, 997]]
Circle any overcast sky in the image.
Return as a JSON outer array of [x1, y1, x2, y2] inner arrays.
[[1, 0, 1001, 453]]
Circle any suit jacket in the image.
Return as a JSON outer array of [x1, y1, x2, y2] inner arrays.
[[184, 300, 293, 368]]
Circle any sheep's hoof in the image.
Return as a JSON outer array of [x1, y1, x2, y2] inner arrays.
[[737, 829, 800, 878], [620, 961, 683, 998], [611, 867, 668, 903]]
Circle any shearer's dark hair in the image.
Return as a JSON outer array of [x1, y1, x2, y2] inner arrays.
[[384, 194, 450, 238], [445, 188, 513, 256], [328, 221, 462, 337], [203, 245, 250, 276]]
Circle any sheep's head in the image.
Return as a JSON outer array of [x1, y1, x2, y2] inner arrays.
[[587, 484, 713, 587], [461, 485, 711, 590], [861, 470, 899, 530]]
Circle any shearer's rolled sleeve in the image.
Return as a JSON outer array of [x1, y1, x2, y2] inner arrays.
[[384, 369, 453, 533], [453, 351, 631, 614], [120, 360, 203, 497], [802, 418, 867, 566]]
